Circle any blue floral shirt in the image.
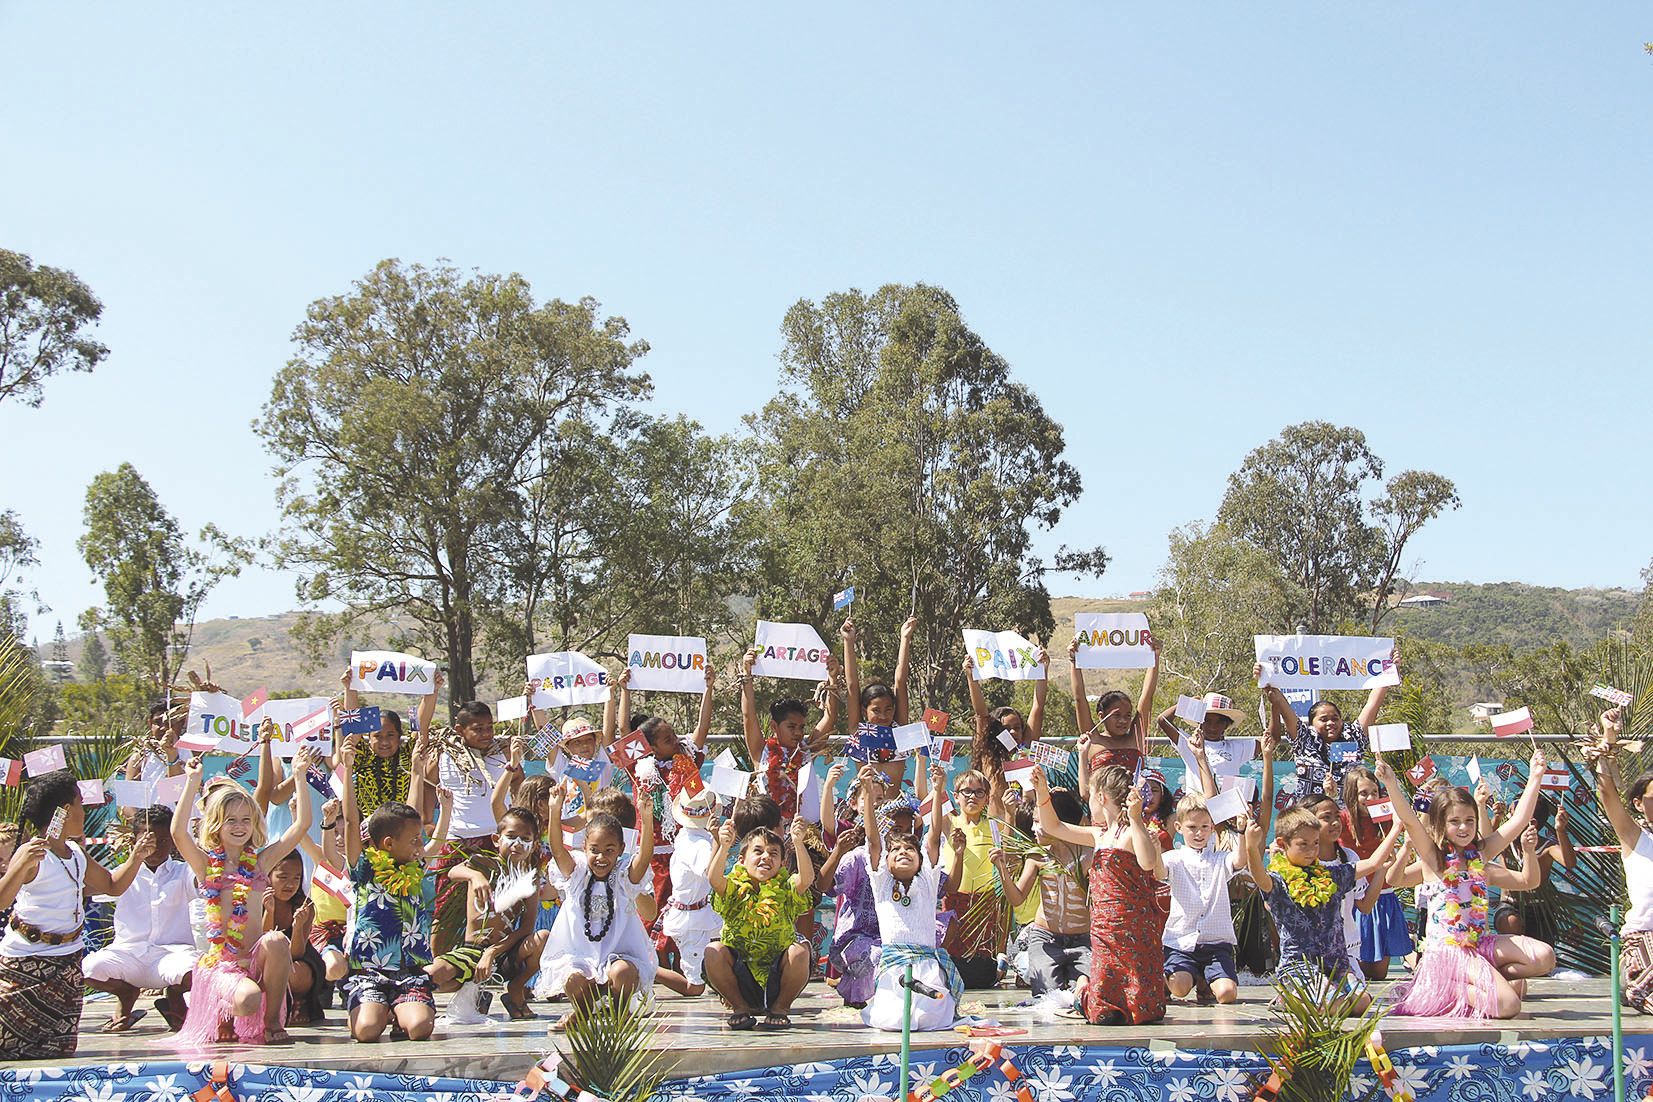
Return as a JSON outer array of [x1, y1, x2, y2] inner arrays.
[[345, 851, 436, 972], [1265, 862, 1356, 978]]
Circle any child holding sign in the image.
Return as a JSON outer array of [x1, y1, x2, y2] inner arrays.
[[1376, 749, 1554, 1019], [0, 771, 155, 1058], [842, 617, 916, 789], [1262, 649, 1395, 794], [1072, 632, 1161, 780], [738, 647, 839, 819]]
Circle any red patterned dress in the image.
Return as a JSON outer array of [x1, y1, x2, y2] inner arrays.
[[1084, 847, 1166, 1025]]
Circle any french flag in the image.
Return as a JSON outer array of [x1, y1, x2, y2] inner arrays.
[[1491, 707, 1534, 738]]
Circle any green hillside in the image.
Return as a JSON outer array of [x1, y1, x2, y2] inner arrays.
[[1388, 582, 1638, 650]]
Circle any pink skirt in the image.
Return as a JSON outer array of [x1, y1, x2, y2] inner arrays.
[[1390, 937, 1500, 1018], [174, 958, 268, 1048]]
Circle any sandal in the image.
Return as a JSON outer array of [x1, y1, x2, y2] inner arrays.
[[102, 1011, 142, 1033], [760, 1013, 792, 1029], [726, 1012, 757, 1030], [549, 1014, 573, 1034], [264, 1027, 293, 1044], [502, 995, 535, 1021], [155, 997, 186, 1032]]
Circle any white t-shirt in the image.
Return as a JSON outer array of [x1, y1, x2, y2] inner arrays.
[[0, 842, 86, 958], [1624, 831, 1653, 936], [438, 747, 508, 839], [871, 861, 944, 948], [1162, 844, 1244, 951]]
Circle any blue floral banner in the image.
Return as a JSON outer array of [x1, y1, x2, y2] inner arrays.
[[3, 1038, 1650, 1102]]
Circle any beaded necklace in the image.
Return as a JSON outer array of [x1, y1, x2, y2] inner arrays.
[[581, 867, 616, 942], [201, 848, 258, 968]]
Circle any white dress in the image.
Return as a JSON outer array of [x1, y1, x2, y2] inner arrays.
[[661, 828, 723, 984], [863, 861, 956, 1032], [534, 852, 657, 997]]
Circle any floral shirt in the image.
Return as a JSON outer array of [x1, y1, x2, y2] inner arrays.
[[1264, 863, 1356, 978], [346, 849, 435, 972], [712, 864, 811, 982], [1290, 720, 1369, 794]]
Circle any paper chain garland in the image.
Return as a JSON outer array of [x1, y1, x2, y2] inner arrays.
[[1249, 1036, 1415, 1102], [906, 1040, 1031, 1102], [511, 1054, 603, 1102], [192, 1062, 235, 1102]]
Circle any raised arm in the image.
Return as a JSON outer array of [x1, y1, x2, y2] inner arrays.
[[341, 665, 359, 711], [690, 661, 716, 754], [894, 616, 916, 725], [707, 820, 736, 895], [1068, 636, 1094, 737], [341, 740, 363, 868], [819, 760, 845, 836], [1026, 647, 1049, 741], [842, 619, 861, 729], [964, 654, 991, 734], [789, 816, 815, 893], [1134, 637, 1161, 751], [1031, 767, 1093, 848], [422, 786, 452, 858], [260, 747, 317, 873], [545, 783, 574, 878], [171, 756, 209, 879], [739, 648, 764, 764], [1548, 800, 1575, 869], [926, 763, 946, 866], [1593, 709, 1641, 851], [1356, 645, 1397, 730], [861, 767, 882, 870], [1242, 812, 1271, 894], [1485, 748, 1548, 860], [809, 657, 843, 753], [1354, 819, 1403, 881], [615, 668, 632, 743], [1375, 756, 1439, 874], [1257, 690, 1281, 839], [1124, 785, 1162, 874], [491, 737, 523, 824], [416, 669, 443, 739], [1186, 728, 1219, 800], [1488, 825, 1545, 891], [629, 783, 655, 885], [86, 829, 156, 897], [252, 719, 281, 814]]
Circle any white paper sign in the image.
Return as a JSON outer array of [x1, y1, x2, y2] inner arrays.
[[750, 621, 832, 681], [350, 650, 438, 696], [1466, 757, 1482, 784], [1072, 613, 1155, 670], [1205, 787, 1247, 824], [962, 629, 1046, 682], [109, 779, 154, 809], [708, 761, 752, 799], [185, 691, 245, 753], [527, 651, 611, 709], [1369, 723, 1412, 754], [496, 695, 529, 723], [1175, 695, 1208, 724], [1253, 634, 1399, 691], [248, 697, 335, 757], [892, 722, 932, 755], [626, 634, 709, 694]]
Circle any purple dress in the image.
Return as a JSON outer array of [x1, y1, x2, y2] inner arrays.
[[830, 850, 879, 1005]]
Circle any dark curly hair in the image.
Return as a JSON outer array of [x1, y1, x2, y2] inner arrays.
[[20, 769, 79, 840]]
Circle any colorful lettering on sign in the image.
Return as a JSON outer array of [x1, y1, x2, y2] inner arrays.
[[528, 672, 610, 693], [629, 650, 707, 671], [359, 660, 432, 685], [1078, 628, 1154, 648], [753, 644, 829, 663], [1263, 655, 1395, 679], [974, 645, 1040, 671]]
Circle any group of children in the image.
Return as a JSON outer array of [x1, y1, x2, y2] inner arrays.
[[0, 625, 1641, 1060]]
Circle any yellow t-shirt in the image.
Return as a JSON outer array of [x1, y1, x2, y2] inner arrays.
[[951, 813, 999, 894]]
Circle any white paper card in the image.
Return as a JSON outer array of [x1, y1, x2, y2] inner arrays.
[[1205, 787, 1247, 824], [708, 764, 751, 799], [1175, 695, 1208, 724], [1368, 723, 1411, 754], [350, 650, 438, 695], [1072, 613, 1155, 670], [1466, 757, 1482, 784], [109, 779, 154, 809], [750, 621, 832, 681], [527, 651, 612, 709], [626, 634, 709, 694], [496, 695, 529, 723], [962, 629, 1046, 682], [893, 722, 932, 754]]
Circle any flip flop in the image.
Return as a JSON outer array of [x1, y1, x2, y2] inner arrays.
[[155, 997, 186, 1032], [101, 1010, 144, 1033], [264, 1027, 293, 1044], [549, 1014, 573, 1034], [760, 1013, 791, 1029], [726, 1012, 757, 1030]]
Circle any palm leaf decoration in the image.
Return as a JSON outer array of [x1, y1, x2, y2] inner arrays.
[[1263, 969, 1386, 1102], [559, 993, 667, 1102]]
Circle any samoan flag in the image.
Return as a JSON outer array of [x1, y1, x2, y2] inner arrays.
[[339, 707, 382, 736]]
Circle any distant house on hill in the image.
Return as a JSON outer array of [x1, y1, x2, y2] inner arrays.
[[1398, 593, 1450, 608], [1469, 702, 1504, 722], [1128, 591, 1151, 600]]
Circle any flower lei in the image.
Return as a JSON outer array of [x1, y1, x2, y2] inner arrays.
[[366, 846, 426, 897], [1268, 853, 1338, 909], [200, 848, 258, 968], [1439, 846, 1488, 949]]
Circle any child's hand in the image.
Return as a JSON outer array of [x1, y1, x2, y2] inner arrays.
[[1075, 731, 1092, 757], [341, 667, 353, 691], [508, 737, 523, 768], [434, 668, 446, 693], [11, 838, 46, 879], [1147, 632, 1161, 656], [437, 786, 454, 815], [617, 667, 632, 690], [1262, 724, 1280, 756], [477, 946, 498, 982], [1521, 822, 1540, 852], [1244, 814, 1264, 847], [1603, 708, 1624, 741], [338, 737, 358, 770], [833, 825, 864, 853], [928, 762, 946, 791], [1033, 646, 1048, 669], [826, 761, 847, 788], [1530, 747, 1547, 773], [522, 679, 536, 701], [1186, 728, 1205, 756], [741, 649, 757, 677], [1029, 767, 1048, 796], [1373, 757, 1394, 785], [1067, 635, 1081, 659], [948, 827, 967, 853], [1253, 662, 1266, 686], [705, 661, 717, 688], [131, 831, 157, 863], [183, 755, 204, 783], [1555, 801, 1569, 829], [262, 887, 276, 913], [1125, 784, 1144, 823], [322, 798, 342, 825], [294, 895, 314, 925], [718, 820, 738, 848], [789, 817, 808, 848], [547, 784, 567, 812], [901, 616, 918, 642], [841, 619, 857, 644], [259, 717, 278, 745], [1322, 771, 1338, 799], [1474, 781, 1492, 807]]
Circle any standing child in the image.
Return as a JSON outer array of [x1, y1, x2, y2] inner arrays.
[[338, 740, 453, 1043], [1032, 764, 1165, 1025], [705, 818, 816, 1030], [0, 771, 154, 1058], [425, 702, 514, 954], [171, 738, 317, 1046], [83, 806, 197, 1032], [842, 617, 916, 790], [1377, 751, 1553, 1019], [1587, 707, 1653, 1015], [863, 762, 956, 1031], [1159, 792, 1246, 1005], [1339, 766, 1414, 980], [739, 648, 838, 819], [1244, 806, 1366, 1012], [657, 787, 723, 997], [536, 781, 657, 1029]]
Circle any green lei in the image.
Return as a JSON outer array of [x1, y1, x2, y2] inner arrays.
[[1268, 852, 1337, 908]]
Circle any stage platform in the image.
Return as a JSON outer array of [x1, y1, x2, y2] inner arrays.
[[24, 976, 1623, 1083]]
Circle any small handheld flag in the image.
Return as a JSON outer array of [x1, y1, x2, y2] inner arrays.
[[1367, 799, 1396, 823], [1540, 768, 1572, 791], [1407, 756, 1437, 785], [241, 687, 270, 718], [339, 707, 382, 736], [1591, 684, 1634, 708], [0, 757, 22, 786], [833, 586, 855, 611], [1490, 707, 1534, 738], [23, 744, 67, 777]]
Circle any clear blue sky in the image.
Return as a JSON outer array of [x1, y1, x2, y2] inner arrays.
[[3, 5, 1649, 637]]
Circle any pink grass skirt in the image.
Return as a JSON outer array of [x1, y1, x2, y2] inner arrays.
[[1390, 937, 1500, 1018], [174, 959, 267, 1048]]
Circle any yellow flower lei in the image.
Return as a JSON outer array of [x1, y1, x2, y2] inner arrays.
[[366, 846, 426, 897], [1268, 852, 1337, 909]]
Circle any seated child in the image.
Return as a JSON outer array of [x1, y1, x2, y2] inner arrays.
[[84, 806, 198, 1032], [706, 818, 815, 1029], [339, 738, 453, 1043], [536, 782, 656, 1029], [1245, 806, 1367, 1014], [265, 850, 329, 1025], [862, 763, 958, 1031], [437, 806, 551, 1021], [1002, 787, 1089, 1001]]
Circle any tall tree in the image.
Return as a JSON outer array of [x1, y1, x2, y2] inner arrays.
[[258, 260, 649, 706], [1368, 470, 1461, 633], [0, 509, 40, 637], [0, 248, 109, 409], [741, 283, 1104, 711], [77, 464, 248, 693], [1147, 522, 1303, 716], [78, 631, 109, 682]]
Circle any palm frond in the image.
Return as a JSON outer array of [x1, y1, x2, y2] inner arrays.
[[1264, 969, 1386, 1102], [559, 993, 667, 1102]]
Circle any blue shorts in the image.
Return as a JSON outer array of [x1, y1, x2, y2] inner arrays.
[[1163, 943, 1237, 985]]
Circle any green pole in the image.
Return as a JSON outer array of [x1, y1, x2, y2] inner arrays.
[[1612, 905, 1625, 1102], [899, 961, 915, 1102]]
